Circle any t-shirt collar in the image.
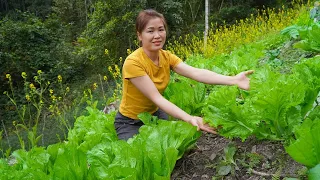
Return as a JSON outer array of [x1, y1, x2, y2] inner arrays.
[[139, 47, 163, 68]]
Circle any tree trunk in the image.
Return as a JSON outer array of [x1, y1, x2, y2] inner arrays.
[[204, 0, 209, 51], [21, 0, 26, 11], [0, 0, 9, 12], [85, 0, 88, 25], [219, 0, 224, 12]]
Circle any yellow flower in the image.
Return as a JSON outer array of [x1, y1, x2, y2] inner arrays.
[[93, 83, 98, 90], [112, 72, 117, 79], [49, 89, 54, 94], [29, 83, 35, 90], [25, 94, 31, 101], [49, 105, 54, 112], [103, 76, 108, 81], [21, 72, 27, 79], [127, 49, 131, 55], [58, 75, 62, 83], [5, 74, 11, 80], [56, 110, 61, 115], [37, 70, 42, 75], [51, 95, 56, 101], [115, 64, 120, 74], [108, 66, 113, 73]]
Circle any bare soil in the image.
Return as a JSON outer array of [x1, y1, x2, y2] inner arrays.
[[172, 133, 306, 180]]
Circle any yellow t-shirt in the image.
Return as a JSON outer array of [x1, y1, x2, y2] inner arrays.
[[119, 47, 182, 119]]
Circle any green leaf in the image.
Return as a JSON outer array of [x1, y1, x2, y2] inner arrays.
[[308, 106, 320, 120], [137, 120, 200, 177], [309, 25, 320, 44], [164, 80, 194, 114], [218, 165, 232, 176], [281, 25, 300, 39], [203, 86, 260, 141], [164, 147, 179, 175], [224, 143, 236, 165], [87, 142, 115, 179], [286, 118, 320, 167], [308, 164, 320, 180], [138, 112, 156, 125], [12, 147, 50, 172], [68, 107, 117, 145], [52, 143, 88, 179], [251, 67, 305, 140], [47, 143, 64, 167], [88, 140, 147, 179], [294, 40, 313, 51]]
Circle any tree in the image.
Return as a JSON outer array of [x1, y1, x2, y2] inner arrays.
[[0, 0, 52, 18], [76, 0, 147, 76], [0, 12, 77, 91], [52, 0, 98, 41]]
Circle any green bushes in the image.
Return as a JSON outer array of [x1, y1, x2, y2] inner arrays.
[[0, 12, 78, 88]]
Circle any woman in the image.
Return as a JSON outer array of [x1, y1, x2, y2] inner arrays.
[[114, 9, 253, 140]]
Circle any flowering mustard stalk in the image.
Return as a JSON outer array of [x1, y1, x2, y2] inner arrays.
[[167, 1, 308, 59]]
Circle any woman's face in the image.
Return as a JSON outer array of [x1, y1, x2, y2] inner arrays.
[[138, 17, 166, 52]]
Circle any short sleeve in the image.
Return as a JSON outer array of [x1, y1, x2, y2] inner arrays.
[[169, 52, 183, 69], [122, 59, 147, 79]]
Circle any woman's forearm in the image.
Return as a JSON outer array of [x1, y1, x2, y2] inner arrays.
[[152, 96, 192, 122], [193, 69, 237, 85]]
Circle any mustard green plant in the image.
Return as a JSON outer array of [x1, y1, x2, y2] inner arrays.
[[3, 71, 84, 149], [106, 57, 123, 104], [47, 74, 74, 136], [98, 74, 112, 106], [0, 130, 10, 159], [168, 0, 310, 60], [46, 74, 101, 140], [3, 71, 49, 150]]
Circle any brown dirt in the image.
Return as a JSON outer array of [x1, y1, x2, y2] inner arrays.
[[171, 133, 306, 180]]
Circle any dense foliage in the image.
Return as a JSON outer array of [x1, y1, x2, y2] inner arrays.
[[0, 12, 78, 85], [0, 0, 295, 144], [0, 107, 201, 179], [1, 0, 320, 179]]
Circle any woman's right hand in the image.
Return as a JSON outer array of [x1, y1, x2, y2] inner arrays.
[[187, 116, 217, 134]]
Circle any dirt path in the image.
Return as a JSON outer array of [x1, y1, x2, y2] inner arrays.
[[172, 133, 306, 180]]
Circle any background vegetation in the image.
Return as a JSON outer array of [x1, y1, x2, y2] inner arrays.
[[0, 0, 300, 151], [1, 0, 320, 179]]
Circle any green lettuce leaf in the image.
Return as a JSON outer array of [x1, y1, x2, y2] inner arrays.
[[251, 67, 305, 140], [308, 163, 320, 180], [286, 118, 320, 168], [52, 143, 88, 179], [68, 107, 117, 148], [202, 86, 260, 141]]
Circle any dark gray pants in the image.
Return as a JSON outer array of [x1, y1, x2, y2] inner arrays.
[[114, 109, 168, 140]]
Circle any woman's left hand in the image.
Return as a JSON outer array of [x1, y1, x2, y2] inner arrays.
[[189, 116, 217, 134], [234, 70, 254, 90]]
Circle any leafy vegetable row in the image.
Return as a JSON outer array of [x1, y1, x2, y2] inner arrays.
[[0, 107, 201, 179]]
